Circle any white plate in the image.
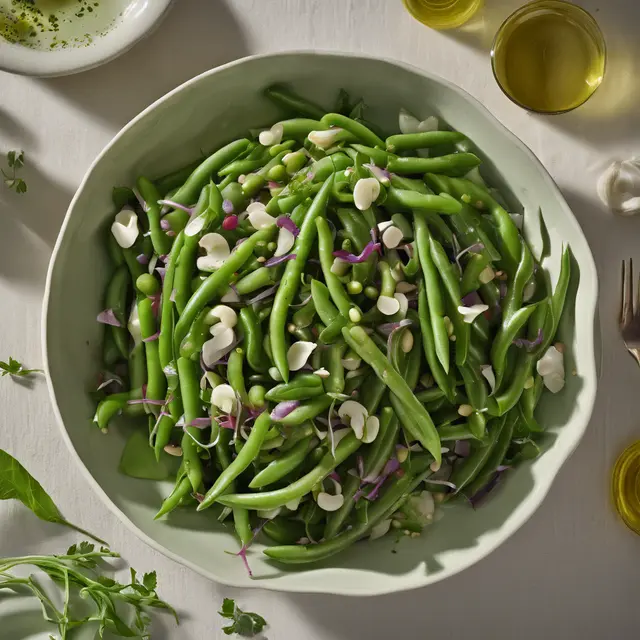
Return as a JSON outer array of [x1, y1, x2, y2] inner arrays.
[[43, 51, 598, 595], [0, 0, 174, 77]]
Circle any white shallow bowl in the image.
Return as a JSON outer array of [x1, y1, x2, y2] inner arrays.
[[0, 0, 173, 77], [43, 52, 598, 595]]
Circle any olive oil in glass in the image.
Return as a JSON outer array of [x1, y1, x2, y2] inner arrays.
[[491, 1, 605, 114], [403, 0, 483, 30]]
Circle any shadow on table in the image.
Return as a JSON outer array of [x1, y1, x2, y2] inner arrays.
[[39, 0, 249, 130], [0, 162, 72, 289], [445, 0, 640, 148]]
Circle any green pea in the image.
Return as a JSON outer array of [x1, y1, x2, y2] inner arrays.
[[136, 273, 160, 296]]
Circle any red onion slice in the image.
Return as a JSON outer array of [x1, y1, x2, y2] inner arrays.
[[513, 328, 543, 350], [276, 215, 300, 237], [157, 199, 194, 215], [333, 241, 381, 263], [143, 331, 160, 343], [264, 253, 296, 267], [270, 400, 300, 420], [97, 309, 121, 327]]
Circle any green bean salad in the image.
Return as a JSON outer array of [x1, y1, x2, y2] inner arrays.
[[94, 84, 571, 571]]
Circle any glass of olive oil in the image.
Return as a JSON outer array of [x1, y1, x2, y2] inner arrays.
[[612, 441, 640, 536], [491, 0, 606, 114], [403, 0, 483, 30]]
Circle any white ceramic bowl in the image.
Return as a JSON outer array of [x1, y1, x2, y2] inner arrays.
[[0, 0, 173, 77], [43, 52, 598, 595]]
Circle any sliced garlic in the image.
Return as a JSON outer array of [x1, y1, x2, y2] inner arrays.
[[184, 212, 206, 237], [333, 428, 351, 447], [274, 227, 295, 257], [341, 355, 362, 371], [197, 233, 230, 271], [365, 163, 391, 185], [354, 177, 381, 211], [480, 364, 496, 394], [363, 415, 380, 443], [509, 213, 524, 230], [317, 492, 344, 512], [202, 326, 235, 367], [259, 123, 284, 147], [285, 496, 302, 511], [395, 292, 409, 318], [111, 207, 139, 248], [210, 383, 237, 414], [398, 108, 438, 135], [127, 302, 142, 346], [401, 330, 414, 353], [536, 345, 565, 393], [287, 341, 317, 371], [479, 265, 496, 284], [207, 305, 237, 329], [369, 519, 392, 540], [246, 201, 276, 230], [458, 404, 474, 417], [330, 258, 349, 275], [396, 281, 417, 294], [377, 220, 395, 232], [220, 287, 240, 303], [382, 225, 404, 249], [458, 304, 489, 324], [377, 295, 400, 316], [257, 507, 282, 520], [163, 445, 183, 457], [338, 400, 368, 439], [313, 367, 330, 378], [598, 158, 640, 216], [308, 128, 343, 150]]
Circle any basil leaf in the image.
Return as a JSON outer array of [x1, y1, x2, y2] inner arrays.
[[0, 449, 106, 544]]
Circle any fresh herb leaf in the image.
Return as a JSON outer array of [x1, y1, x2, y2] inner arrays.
[[219, 598, 267, 637], [2, 150, 27, 194], [0, 448, 106, 544], [0, 356, 42, 377], [142, 571, 157, 591], [0, 542, 178, 639]]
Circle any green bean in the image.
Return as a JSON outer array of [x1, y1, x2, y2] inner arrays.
[[437, 424, 480, 441], [385, 130, 466, 152], [385, 187, 462, 214], [343, 325, 441, 463], [310, 153, 352, 182], [450, 415, 506, 493], [227, 347, 250, 406], [238, 307, 270, 373], [174, 225, 276, 347], [414, 212, 450, 373], [387, 153, 480, 176], [170, 139, 250, 206], [158, 232, 184, 370], [137, 296, 166, 407], [263, 468, 430, 564], [155, 476, 192, 519], [503, 239, 534, 324], [249, 435, 315, 489], [270, 177, 333, 382], [429, 235, 469, 367], [316, 217, 359, 318], [217, 433, 361, 511], [198, 411, 271, 510], [137, 177, 172, 255], [324, 342, 347, 394], [462, 412, 517, 500], [264, 84, 326, 120], [491, 303, 541, 389], [265, 373, 324, 402], [279, 118, 326, 139], [459, 361, 487, 411], [292, 298, 316, 328], [468, 411, 486, 439], [276, 395, 333, 426], [93, 389, 141, 431], [179, 307, 211, 360], [155, 159, 202, 195], [104, 265, 130, 359], [177, 357, 205, 492], [235, 265, 281, 295], [460, 252, 492, 296], [321, 113, 385, 148]]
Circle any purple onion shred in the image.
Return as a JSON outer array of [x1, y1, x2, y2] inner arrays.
[[136, 254, 149, 265], [333, 241, 381, 264], [276, 215, 301, 237], [222, 199, 235, 215], [157, 200, 194, 216], [513, 328, 543, 350], [264, 253, 297, 268], [143, 331, 160, 343], [96, 309, 121, 327], [270, 400, 300, 421]]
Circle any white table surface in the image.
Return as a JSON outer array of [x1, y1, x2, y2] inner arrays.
[[1, 0, 640, 638]]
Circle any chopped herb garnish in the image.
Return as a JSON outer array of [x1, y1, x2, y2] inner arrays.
[[219, 598, 267, 637], [2, 149, 27, 193], [0, 356, 42, 377]]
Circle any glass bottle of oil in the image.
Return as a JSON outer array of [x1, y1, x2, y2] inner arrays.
[[491, 1, 606, 114], [403, 0, 483, 30], [612, 441, 640, 535]]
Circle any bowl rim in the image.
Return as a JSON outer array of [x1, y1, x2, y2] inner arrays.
[[42, 50, 599, 596], [0, 0, 174, 77]]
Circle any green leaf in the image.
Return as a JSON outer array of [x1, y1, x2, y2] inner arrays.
[[219, 599, 267, 637], [142, 571, 157, 591], [119, 430, 171, 481], [15, 178, 27, 194], [112, 186, 136, 210], [0, 448, 106, 544], [0, 357, 42, 377]]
